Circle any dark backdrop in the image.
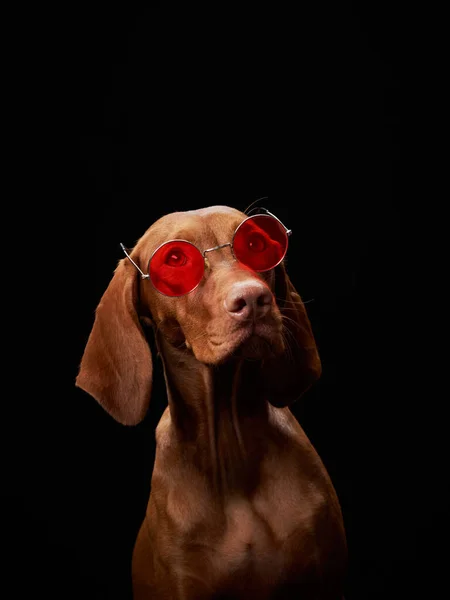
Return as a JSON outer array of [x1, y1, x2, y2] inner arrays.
[[4, 3, 442, 600]]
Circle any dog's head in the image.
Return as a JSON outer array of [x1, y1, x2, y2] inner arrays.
[[76, 206, 321, 424]]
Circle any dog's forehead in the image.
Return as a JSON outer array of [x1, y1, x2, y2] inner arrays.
[[191, 205, 244, 219], [143, 205, 246, 246]]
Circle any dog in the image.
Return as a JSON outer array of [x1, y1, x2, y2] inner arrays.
[[76, 205, 347, 599]]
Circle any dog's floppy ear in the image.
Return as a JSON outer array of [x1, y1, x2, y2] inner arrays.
[[264, 261, 322, 407], [76, 258, 152, 425]]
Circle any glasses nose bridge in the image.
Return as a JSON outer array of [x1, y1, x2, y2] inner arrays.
[[202, 241, 234, 260]]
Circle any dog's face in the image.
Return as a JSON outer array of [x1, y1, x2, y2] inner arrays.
[[135, 206, 285, 364], [76, 205, 321, 425]]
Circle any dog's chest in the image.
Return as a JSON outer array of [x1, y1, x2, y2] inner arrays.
[[220, 495, 281, 556], [216, 494, 292, 573], [151, 412, 341, 595], [162, 470, 324, 590], [187, 488, 325, 598]]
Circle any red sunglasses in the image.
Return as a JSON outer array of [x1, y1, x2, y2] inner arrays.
[[121, 210, 291, 297]]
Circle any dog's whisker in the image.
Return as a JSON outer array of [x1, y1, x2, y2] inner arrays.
[[275, 295, 315, 306], [243, 196, 269, 214], [282, 329, 297, 361]]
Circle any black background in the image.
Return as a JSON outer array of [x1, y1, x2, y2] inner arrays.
[[3, 3, 442, 599]]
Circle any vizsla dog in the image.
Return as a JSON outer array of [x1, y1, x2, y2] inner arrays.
[[76, 205, 347, 599]]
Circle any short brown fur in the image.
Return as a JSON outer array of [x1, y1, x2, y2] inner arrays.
[[76, 205, 347, 599]]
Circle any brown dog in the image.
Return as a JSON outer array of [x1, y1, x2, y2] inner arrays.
[[76, 205, 347, 599]]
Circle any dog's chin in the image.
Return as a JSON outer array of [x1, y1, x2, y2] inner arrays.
[[187, 322, 285, 365], [233, 334, 274, 361], [211, 329, 284, 365]]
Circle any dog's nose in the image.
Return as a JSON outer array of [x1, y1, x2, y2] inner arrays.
[[224, 281, 273, 320]]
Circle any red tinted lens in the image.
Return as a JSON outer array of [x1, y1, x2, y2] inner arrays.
[[149, 240, 204, 296], [232, 215, 288, 272]]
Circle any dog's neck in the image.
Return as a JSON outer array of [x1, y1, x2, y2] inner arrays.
[[156, 332, 272, 495]]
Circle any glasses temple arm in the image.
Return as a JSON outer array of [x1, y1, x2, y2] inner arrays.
[[263, 209, 292, 236], [120, 243, 150, 279]]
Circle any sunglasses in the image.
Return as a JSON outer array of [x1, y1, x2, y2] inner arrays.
[[121, 209, 291, 297]]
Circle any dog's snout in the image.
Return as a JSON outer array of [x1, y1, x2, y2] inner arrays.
[[224, 281, 273, 320]]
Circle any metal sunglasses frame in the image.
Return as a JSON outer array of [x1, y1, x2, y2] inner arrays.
[[120, 208, 292, 295]]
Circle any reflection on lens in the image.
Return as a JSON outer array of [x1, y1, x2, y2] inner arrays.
[[149, 240, 204, 296], [233, 215, 288, 271]]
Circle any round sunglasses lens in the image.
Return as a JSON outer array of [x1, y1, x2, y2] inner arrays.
[[233, 215, 288, 272], [149, 241, 204, 296]]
